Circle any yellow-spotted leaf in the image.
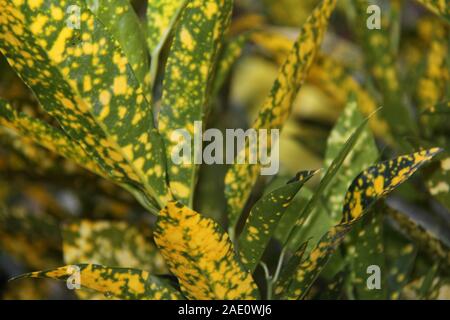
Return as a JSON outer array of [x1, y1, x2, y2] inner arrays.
[[63, 220, 167, 274], [159, 0, 233, 206], [388, 208, 450, 268], [12, 264, 184, 300], [309, 55, 391, 142], [279, 148, 441, 299], [224, 0, 337, 230], [86, 0, 151, 95], [0, 0, 170, 209], [0, 99, 105, 177], [213, 34, 248, 96], [146, 0, 187, 55], [238, 170, 317, 272], [154, 201, 260, 300], [353, 0, 417, 140], [415, 0, 450, 23]]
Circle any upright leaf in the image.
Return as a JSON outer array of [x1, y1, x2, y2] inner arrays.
[[87, 0, 151, 93], [159, 0, 233, 206], [353, 0, 417, 140], [146, 0, 186, 55], [225, 0, 337, 230], [154, 201, 260, 300], [238, 170, 317, 272], [12, 264, 183, 300]]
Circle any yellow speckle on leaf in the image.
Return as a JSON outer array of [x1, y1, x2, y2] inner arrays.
[[99, 90, 111, 105], [113, 76, 128, 95]]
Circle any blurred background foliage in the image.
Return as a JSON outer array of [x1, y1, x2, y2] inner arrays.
[[0, 0, 449, 299]]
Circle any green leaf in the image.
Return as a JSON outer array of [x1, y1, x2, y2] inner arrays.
[[415, 0, 450, 23], [12, 264, 184, 300], [279, 148, 442, 299], [0, 0, 170, 208], [238, 170, 317, 272], [0, 99, 105, 177], [154, 201, 260, 299], [159, 0, 233, 206], [86, 0, 151, 94], [224, 0, 337, 231]]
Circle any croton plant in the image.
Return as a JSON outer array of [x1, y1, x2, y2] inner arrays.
[[0, 0, 449, 300]]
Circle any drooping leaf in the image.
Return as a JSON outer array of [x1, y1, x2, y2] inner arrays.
[[0, 0, 170, 209], [224, 0, 337, 230], [12, 264, 183, 300], [238, 170, 317, 272], [63, 220, 167, 273], [159, 0, 233, 206], [154, 201, 260, 300], [0, 99, 105, 177], [415, 0, 450, 23], [279, 148, 441, 299], [86, 0, 151, 93]]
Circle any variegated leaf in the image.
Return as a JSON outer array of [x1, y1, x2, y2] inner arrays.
[[159, 0, 233, 206], [280, 148, 441, 299], [309, 55, 391, 142], [353, 0, 417, 139], [213, 34, 248, 96], [224, 0, 337, 230], [0, 99, 105, 177], [63, 220, 167, 273], [86, 0, 150, 93], [12, 264, 184, 300], [323, 97, 379, 223], [238, 170, 317, 272], [154, 201, 260, 300], [388, 207, 450, 269], [146, 0, 186, 55], [0, 0, 170, 209]]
